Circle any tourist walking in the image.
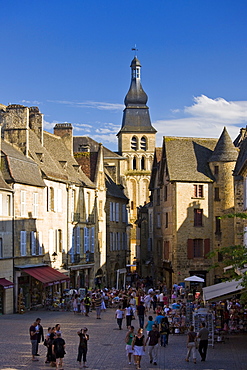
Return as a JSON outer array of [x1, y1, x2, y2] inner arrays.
[[35, 317, 44, 356], [29, 321, 39, 362], [145, 324, 160, 366], [198, 322, 209, 362], [77, 327, 89, 368], [185, 325, 197, 364], [125, 304, 133, 329], [44, 326, 52, 363], [136, 301, 146, 329], [132, 328, 145, 369], [84, 294, 91, 316], [95, 293, 103, 319], [52, 331, 66, 369], [159, 317, 169, 347], [125, 325, 135, 365], [115, 305, 124, 329], [145, 315, 155, 336]]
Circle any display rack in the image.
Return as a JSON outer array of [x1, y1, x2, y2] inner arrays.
[[18, 292, 25, 314], [193, 308, 214, 347]]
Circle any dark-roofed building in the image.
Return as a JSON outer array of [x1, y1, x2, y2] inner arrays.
[[0, 105, 97, 312], [148, 128, 238, 288]]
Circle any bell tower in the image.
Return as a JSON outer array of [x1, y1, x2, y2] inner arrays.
[[118, 56, 156, 262]]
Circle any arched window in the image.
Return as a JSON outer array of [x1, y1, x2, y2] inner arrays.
[[140, 136, 147, 150], [131, 136, 138, 151], [141, 156, 145, 170], [133, 157, 137, 170]]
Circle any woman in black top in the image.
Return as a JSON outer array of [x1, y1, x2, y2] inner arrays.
[[132, 328, 145, 369]]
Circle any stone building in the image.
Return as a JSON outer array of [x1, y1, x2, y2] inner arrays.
[[0, 105, 96, 311], [148, 128, 238, 289], [73, 136, 129, 288]]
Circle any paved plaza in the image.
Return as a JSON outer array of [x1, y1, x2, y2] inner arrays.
[[0, 307, 246, 370]]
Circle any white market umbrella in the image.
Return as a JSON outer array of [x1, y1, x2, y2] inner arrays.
[[184, 275, 204, 283]]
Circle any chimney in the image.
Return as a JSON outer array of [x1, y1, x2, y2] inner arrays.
[[54, 123, 73, 155]]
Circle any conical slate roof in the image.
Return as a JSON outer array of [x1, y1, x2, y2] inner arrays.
[[208, 127, 238, 162]]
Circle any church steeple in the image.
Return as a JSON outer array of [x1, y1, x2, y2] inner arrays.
[[118, 57, 156, 135]]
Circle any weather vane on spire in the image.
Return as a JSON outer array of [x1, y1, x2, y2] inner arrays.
[[131, 44, 138, 56]]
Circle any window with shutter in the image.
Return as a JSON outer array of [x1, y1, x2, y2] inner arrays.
[[57, 189, 62, 212], [20, 231, 26, 256], [76, 227, 80, 254], [84, 227, 89, 253], [33, 193, 38, 218], [38, 231, 43, 255], [110, 202, 113, 221], [31, 231, 36, 255], [116, 203, 119, 222], [21, 191, 26, 217], [90, 227, 95, 253], [110, 232, 113, 251]]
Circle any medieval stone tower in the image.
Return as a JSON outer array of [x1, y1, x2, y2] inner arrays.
[[117, 56, 156, 262]]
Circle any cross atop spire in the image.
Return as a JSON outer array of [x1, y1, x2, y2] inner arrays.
[[131, 44, 138, 57]]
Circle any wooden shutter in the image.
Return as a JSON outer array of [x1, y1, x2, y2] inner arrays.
[[20, 231, 26, 256], [31, 231, 36, 255], [187, 239, 194, 259], [204, 239, 210, 258]]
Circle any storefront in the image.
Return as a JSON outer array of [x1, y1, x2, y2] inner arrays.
[[69, 263, 94, 290], [16, 265, 70, 312], [0, 278, 14, 314]]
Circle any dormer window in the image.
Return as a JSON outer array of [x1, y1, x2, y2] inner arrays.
[[131, 136, 138, 151]]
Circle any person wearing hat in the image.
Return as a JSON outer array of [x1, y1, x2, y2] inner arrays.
[[77, 327, 89, 368]]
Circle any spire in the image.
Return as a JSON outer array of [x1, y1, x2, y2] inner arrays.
[[208, 127, 238, 162], [118, 57, 156, 134]]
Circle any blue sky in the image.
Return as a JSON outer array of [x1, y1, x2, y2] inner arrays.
[[1, 0, 247, 151]]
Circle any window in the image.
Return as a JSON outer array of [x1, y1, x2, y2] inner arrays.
[[84, 227, 89, 253], [140, 137, 147, 151], [187, 238, 210, 259], [47, 187, 54, 212], [7, 194, 11, 216], [214, 166, 219, 175], [215, 216, 221, 234], [214, 187, 220, 201], [110, 232, 113, 251], [116, 203, 119, 222], [164, 185, 168, 202], [49, 229, 54, 253], [90, 227, 95, 253], [131, 201, 134, 210], [33, 193, 38, 218], [38, 231, 43, 255], [20, 231, 27, 256], [194, 209, 203, 227], [193, 185, 204, 198], [21, 190, 27, 217], [141, 156, 146, 170], [122, 204, 127, 223], [31, 231, 37, 255], [133, 157, 137, 170], [165, 212, 168, 228], [157, 213, 161, 228], [131, 136, 138, 151]]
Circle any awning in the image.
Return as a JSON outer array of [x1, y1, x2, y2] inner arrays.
[[203, 279, 244, 301], [0, 278, 14, 289], [23, 266, 70, 287]]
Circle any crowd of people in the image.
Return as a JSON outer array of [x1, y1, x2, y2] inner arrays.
[[28, 282, 247, 369]]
